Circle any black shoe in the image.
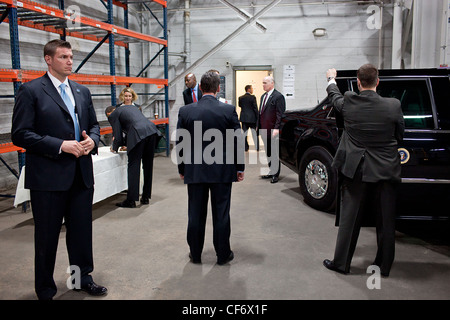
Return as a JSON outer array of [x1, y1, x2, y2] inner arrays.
[[217, 251, 234, 265], [189, 253, 201, 264], [270, 176, 279, 184], [261, 174, 272, 179], [323, 259, 348, 274], [116, 199, 136, 208], [75, 281, 108, 296], [140, 197, 149, 205]]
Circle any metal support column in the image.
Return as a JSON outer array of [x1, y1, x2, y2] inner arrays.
[[9, 6, 20, 91], [163, 5, 169, 156], [108, 0, 116, 106], [124, 4, 130, 77], [8, 5, 27, 211], [58, 0, 66, 40]]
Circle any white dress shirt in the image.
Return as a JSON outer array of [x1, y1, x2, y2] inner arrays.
[[47, 71, 76, 107]]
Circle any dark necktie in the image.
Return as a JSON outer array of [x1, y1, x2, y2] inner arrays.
[[261, 93, 268, 113]]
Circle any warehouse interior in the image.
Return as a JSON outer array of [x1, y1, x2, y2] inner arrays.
[[0, 0, 449, 302]]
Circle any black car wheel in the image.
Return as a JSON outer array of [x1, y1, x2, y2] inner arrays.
[[299, 146, 337, 212]]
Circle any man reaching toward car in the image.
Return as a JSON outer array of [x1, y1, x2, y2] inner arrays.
[[323, 64, 405, 277]]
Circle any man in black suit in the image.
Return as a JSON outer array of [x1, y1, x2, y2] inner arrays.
[[105, 105, 162, 208], [11, 39, 107, 299], [182, 73, 202, 105], [176, 71, 245, 265], [238, 85, 259, 151], [323, 64, 405, 277], [258, 76, 286, 183]]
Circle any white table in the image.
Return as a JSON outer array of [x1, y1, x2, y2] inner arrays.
[[14, 146, 140, 207]]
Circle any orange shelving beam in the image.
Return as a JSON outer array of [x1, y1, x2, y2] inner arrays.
[[1, 17, 128, 48], [100, 0, 167, 9], [0, 143, 24, 154], [0, 69, 168, 86], [0, 0, 167, 46]]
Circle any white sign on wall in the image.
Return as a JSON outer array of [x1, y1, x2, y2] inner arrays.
[[283, 65, 295, 100]]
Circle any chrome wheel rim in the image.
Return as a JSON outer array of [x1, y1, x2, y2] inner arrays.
[[304, 160, 329, 199]]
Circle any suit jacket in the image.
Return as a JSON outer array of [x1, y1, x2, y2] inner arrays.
[[327, 83, 405, 182], [108, 105, 161, 153], [183, 85, 203, 105], [238, 92, 258, 124], [259, 89, 286, 131], [116, 102, 142, 112], [11, 73, 100, 191], [176, 95, 245, 184]]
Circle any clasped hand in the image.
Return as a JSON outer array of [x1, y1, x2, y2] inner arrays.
[[61, 130, 94, 158]]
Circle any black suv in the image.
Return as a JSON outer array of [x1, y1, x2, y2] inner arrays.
[[279, 68, 450, 220]]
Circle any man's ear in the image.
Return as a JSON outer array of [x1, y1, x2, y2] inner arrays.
[[44, 55, 52, 65]]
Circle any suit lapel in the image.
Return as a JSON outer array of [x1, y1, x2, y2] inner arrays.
[[41, 73, 70, 115]]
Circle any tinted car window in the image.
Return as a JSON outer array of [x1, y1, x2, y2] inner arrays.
[[430, 77, 450, 129], [351, 79, 435, 129]]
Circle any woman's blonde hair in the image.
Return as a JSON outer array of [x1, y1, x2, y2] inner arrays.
[[119, 87, 138, 102]]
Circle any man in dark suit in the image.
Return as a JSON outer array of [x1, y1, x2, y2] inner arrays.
[[183, 73, 202, 105], [323, 64, 405, 277], [105, 105, 162, 208], [176, 71, 245, 265], [238, 85, 259, 151], [258, 76, 286, 183], [11, 39, 107, 299]]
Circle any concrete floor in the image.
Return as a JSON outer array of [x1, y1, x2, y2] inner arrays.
[[0, 150, 449, 301]]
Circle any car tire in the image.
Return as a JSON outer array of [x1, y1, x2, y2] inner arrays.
[[298, 146, 337, 212]]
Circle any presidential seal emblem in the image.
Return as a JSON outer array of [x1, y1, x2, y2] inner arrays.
[[398, 148, 410, 164]]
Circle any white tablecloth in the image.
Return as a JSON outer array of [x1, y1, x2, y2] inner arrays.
[[14, 146, 139, 207]]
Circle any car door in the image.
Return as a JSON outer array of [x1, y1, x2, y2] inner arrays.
[[351, 77, 450, 219]]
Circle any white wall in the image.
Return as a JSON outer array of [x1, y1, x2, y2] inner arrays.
[[411, 0, 448, 68], [161, 1, 397, 141]]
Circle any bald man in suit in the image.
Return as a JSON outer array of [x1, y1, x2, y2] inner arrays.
[[258, 76, 286, 184], [183, 73, 202, 105]]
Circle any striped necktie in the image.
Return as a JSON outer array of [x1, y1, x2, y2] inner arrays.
[[261, 93, 268, 113]]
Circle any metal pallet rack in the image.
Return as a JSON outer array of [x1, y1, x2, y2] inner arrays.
[[0, 0, 169, 210]]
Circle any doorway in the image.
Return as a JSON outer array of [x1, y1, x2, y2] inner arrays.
[[234, 67, 272, 148]]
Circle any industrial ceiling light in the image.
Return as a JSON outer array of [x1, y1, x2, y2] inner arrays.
[[312, 28, 327, 37]]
